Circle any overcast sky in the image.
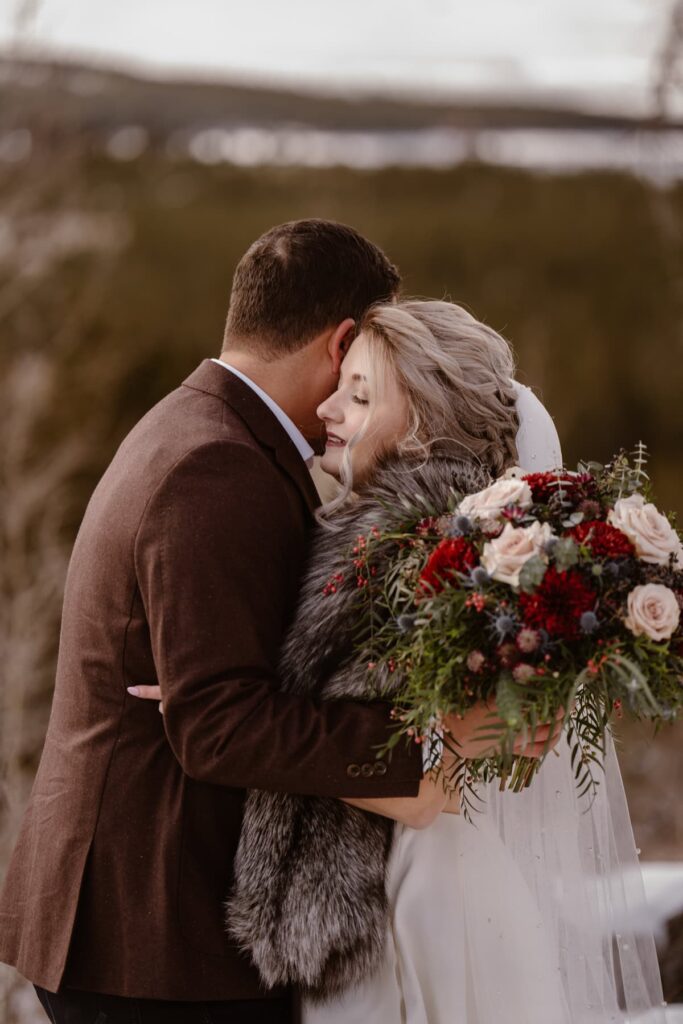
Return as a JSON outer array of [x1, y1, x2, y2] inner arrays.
[[0, 0, 676, 114]]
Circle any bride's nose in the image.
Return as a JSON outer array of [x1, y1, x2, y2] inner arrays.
[[317, 392, 343, 423]]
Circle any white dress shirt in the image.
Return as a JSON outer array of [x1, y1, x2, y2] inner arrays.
[[211, 358, 315, 468]]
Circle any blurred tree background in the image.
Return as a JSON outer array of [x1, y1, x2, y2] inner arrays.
[[2, 100, 682, 851], [1, 5, 683, 1014]]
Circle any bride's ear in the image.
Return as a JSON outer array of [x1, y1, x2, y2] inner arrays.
[[328, 318, 355, 374]]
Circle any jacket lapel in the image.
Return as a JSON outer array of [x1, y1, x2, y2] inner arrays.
[[182, 360, 321, 516]]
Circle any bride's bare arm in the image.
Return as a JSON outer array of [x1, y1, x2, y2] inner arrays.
[[341, 774, 450, 829], [441, 790, 462, 814]]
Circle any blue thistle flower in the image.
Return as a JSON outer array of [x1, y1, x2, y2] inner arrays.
[[579, 610, 599, 634], [537, 628, 554, 652], [447, 514, 473, 537], [470, 566, 490, 587], [490, 612, 517, 642]]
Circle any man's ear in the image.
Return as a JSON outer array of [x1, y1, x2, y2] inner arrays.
[[328, 318, 355, 375]]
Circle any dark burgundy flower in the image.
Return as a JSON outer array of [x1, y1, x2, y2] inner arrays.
[[523, 471, 597, 506], [418, 537, 479, 596], [567, 520, 635, 560], [501, 504, 527, 523], [578, 499, 602, 520], [416, 517, 440, 536], [518, 566, 597, 640], [496, 642, 520, 668]]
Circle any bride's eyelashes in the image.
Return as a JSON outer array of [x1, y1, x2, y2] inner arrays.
[[352, 394, 369, 406]]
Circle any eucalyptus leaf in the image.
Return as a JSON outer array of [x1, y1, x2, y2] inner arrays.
[[496, 671, 523, 729], [518, 554, 548, 593], [553, 537, 579, 572]]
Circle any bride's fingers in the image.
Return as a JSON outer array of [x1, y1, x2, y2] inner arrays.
[[512, 721, 564, 756], [513, 727, 550, 750], [127, 684, 163, 701], [515, 738, 552, 758], [525, 709, 565, 740]]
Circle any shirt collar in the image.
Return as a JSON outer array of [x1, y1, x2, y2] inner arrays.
[[211, 359, 315, 468]]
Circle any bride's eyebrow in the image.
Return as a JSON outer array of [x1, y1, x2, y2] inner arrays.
[[351, 373, 367, 383]]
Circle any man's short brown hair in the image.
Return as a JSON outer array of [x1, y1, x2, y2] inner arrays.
[[224, 219, 401, 356]]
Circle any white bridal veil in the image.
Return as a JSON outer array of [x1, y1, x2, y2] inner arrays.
[[468, 383, 666, 1022]]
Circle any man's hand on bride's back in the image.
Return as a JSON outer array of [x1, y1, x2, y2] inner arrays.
[[128, 684, 164, 713], [442, 701, 564, 761]]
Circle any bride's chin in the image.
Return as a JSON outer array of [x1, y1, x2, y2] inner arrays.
[[319, 455, 341, 480]]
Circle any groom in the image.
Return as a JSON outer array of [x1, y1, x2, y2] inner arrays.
[[0, 219, 557, 1024], [0, 220, 429, 1023]]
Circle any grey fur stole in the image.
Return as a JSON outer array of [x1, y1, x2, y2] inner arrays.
[[227, 455, 488, 1000]]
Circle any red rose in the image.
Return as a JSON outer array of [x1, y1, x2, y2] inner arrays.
[[523, 471, 597, 506], [519, 566, 596, 640], [567, 520, 635, 560], [418, 537, 479, 596]]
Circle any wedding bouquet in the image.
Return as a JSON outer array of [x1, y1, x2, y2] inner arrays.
[[346, 446, 683, 809]]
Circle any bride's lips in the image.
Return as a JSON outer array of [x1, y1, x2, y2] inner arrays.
[[325, 432, 346, 448]]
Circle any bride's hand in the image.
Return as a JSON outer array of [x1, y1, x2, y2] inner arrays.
[[127, 684, 164, 714], [443, 700, 564, 760]]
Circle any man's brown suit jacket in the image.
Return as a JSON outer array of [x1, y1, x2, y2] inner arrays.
[[0, 360, 422, 1001]]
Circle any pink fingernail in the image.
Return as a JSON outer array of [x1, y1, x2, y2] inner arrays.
[[127, 686, 139, 696]]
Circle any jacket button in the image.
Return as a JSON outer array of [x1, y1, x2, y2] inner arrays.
[[374, 762, 388, 776], [346, 763, 361, 778], [361, 763, 374, 778]]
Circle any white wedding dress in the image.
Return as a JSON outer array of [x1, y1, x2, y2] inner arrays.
[[303, 384, 665, 1024]]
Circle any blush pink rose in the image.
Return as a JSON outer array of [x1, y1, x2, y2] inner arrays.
[[481, 521, 553, 588], [624, 584, 680, 641], [609, 494, 682, 568], [458, 477, 533, 526]]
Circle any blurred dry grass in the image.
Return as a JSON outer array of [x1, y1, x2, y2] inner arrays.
[[616, 719, 683, 861]]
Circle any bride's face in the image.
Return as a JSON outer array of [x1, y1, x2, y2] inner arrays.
[[317, 334, 409, 483]]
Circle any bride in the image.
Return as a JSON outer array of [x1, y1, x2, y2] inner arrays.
[[136, 299, 665, 1022]]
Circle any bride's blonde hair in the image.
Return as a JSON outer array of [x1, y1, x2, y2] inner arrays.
[[325, 299, 519, 514]]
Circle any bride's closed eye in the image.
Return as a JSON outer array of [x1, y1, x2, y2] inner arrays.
[[352, 394, 369, 406]]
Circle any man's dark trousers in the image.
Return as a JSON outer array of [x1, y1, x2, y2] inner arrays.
[[34, 986, 294, 1024]]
